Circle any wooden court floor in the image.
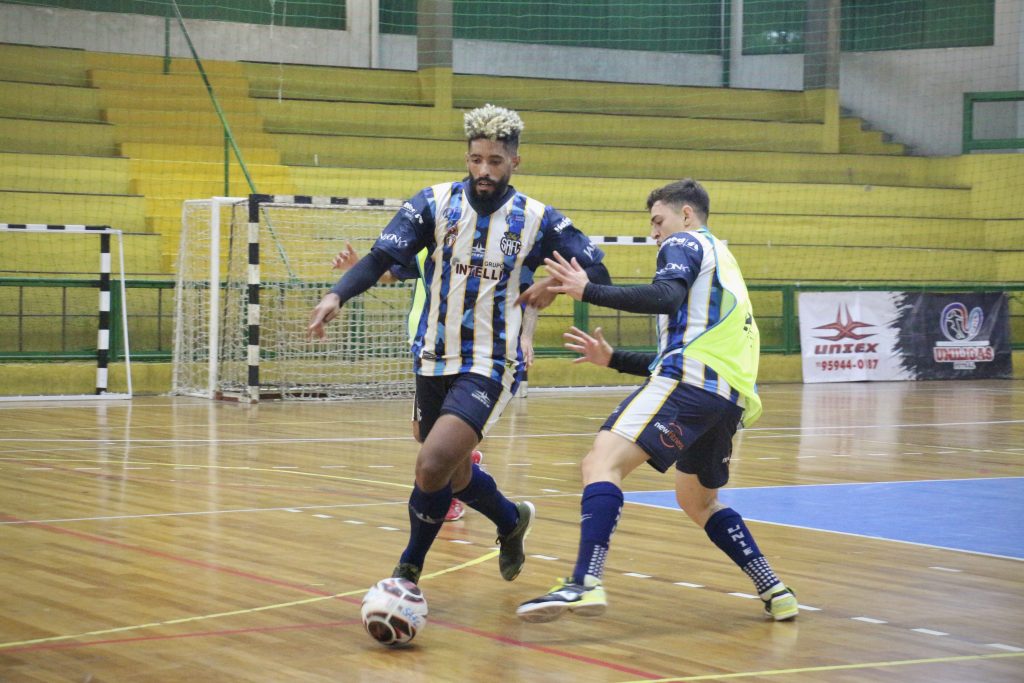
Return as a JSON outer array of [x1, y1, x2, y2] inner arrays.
[[1, 380, 1022, 682]]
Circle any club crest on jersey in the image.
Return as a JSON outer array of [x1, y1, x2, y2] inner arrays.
[[500, 230, 522, 256]]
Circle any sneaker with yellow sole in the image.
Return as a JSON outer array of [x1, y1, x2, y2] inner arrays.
[[516, 575, 607, 623], [763, 586, 799, 621]]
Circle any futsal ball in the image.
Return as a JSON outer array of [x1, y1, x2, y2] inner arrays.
[[360, 577, 428, 646]]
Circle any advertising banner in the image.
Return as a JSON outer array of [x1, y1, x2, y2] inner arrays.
[[799, 291, 908, 383], [798, 291, 1011, 383]]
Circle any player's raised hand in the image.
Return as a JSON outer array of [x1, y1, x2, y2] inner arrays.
[[307, 293, 341, 340], [543, 251, 589, 301], [332, 242, 358, 271], [563, 325, 613, 366]]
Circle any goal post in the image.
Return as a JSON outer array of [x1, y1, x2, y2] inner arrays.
[[0, 224, 132, 401], [173, 195, 416, 402]]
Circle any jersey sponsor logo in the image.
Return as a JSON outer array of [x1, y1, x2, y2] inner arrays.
[[472, 244, 487, 259], [663, 235, 699, 251], [656, 263, 691, 276], [653, 421, 685, 451], [380, 232, 409, 248], [401, 201, 423, 224], [553, 216, 572, 233], [500, 230, 522, 256], [471, 389, 493, 407], [453, 260, 502, 280]]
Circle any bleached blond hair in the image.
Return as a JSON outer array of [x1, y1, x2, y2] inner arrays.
[[463, 104, 524, 150]]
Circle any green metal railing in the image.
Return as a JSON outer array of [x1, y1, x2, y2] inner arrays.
[[0, 278, 174, 362], [1, 279, 1021, 362], [963, 91, 1024, 153]]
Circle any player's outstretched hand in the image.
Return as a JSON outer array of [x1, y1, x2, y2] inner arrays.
[[332, 242, 358, 271], [563, 326, 612, 366], [308, 293, 341, 340], [543, 251, 589, 301], [514, 276, 558, 310]]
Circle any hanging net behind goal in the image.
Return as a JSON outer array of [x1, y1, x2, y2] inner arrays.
[[174, 196, 414, 401]]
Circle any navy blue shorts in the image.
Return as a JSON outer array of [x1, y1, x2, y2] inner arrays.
[[414, 373, 513, 441], [601, 376, 744, 488]]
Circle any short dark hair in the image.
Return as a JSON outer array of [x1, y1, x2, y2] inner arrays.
[[466, 135, 520, 156], [646, 179, 710, 221]]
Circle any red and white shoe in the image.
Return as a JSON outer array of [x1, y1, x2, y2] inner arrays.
[[445, 498, 466, 522], [444, 451, 483, 523]]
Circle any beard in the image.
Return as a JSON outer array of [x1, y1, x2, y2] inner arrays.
[[470, 174, 510, 200]]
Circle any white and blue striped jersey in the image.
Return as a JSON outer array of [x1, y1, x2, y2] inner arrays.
[[649, 227, 742, 406], [373, 180, 603, 390]]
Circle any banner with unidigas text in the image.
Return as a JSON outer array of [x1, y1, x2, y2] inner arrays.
[[798, 291, 1012, 383]]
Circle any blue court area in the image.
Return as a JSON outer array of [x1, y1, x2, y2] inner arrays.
[[624, 477, 1024, 560]]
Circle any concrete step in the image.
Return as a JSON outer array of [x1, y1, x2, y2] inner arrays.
[[0, 81, 104, 122], [121, 143, 281, 164], [286, 166, 974, 218], [0, 152, 132, 194], [268, 130, 959, 187], [104, 108, 265, 130], [0, 117, 118, 156], [0, 188, 147, 232], [88, 69, 251, 97]]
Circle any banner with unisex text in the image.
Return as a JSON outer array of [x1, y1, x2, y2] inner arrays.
[[799, 291, 1012, 383]]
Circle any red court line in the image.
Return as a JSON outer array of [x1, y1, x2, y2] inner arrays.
[[2, 514, 662, 678]]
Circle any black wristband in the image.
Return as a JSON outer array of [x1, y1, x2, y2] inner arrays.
[[609, 350, 656, 376]]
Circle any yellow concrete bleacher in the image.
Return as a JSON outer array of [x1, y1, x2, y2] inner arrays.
[[1, 41, 1021, 393]]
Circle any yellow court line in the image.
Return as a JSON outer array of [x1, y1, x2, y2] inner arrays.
[[0, 550, 498, 651], [616, 651, 1024, 682]]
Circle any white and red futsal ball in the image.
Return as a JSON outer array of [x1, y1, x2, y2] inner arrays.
[[360, 577, 428, 646]]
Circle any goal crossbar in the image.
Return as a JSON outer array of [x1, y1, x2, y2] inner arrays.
[[0, 224, 133, 401]]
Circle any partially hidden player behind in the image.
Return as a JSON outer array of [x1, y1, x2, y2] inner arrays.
[[515, 179, 798, 623], [308, 104, 610, 588], [330, 244, 539, 521]]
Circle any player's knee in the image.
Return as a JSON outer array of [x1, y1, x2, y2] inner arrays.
[[581, 448, 623, 485], [414, 453, 448, 489], [676, 491, 722, 527]]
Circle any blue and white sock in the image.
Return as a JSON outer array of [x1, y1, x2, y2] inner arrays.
[[704, 507, 783, 596]]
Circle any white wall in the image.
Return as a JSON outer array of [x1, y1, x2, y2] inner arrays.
[[0, 3, 378, 67], [1, 1, 1019, 156], [838, 0, 1022, 155]]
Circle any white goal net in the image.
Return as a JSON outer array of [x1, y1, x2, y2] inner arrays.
[[173, 196, 415, 401]]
